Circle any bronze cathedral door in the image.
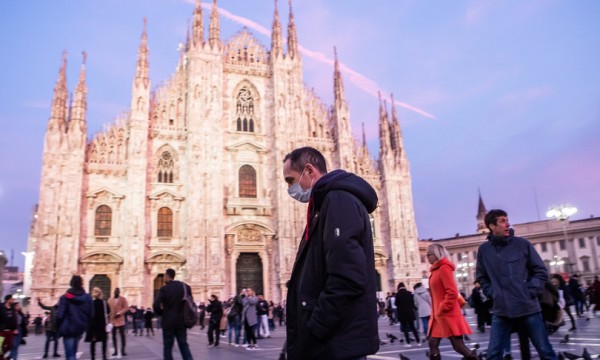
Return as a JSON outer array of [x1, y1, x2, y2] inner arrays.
[[236, 253, 263, 295]]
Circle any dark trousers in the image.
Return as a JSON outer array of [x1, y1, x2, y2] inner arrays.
[[400, 320, 420, 344], [162, 328, 193, 360], [207, 319, 220, 346], [89, 340, 107, 360], [44, 330, 59, 355], [244, 319, 257, 345], [111, 325, 126, 354]]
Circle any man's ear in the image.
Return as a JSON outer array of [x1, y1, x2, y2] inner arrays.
[[305, 163, 316, 176]]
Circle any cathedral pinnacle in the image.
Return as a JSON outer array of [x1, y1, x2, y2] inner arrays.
[[69, 51, 88, 141], [286, 0, 298, 59], [390, 93, 403, 151], [49, 50, 68, 132], [135, 17, 149, 89], [476, 189, 489, 233], [333, 46, 346, 106], [378, 92, 392, 155], [362, 122, 367, 149], [193, 0, 204, 47], [271, 0, 283, 58], [209, 0, 221, 49]]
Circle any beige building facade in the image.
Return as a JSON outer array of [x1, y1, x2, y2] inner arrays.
[[27, 1, 421, 310]]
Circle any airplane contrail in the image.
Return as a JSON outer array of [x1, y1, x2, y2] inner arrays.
[[191, 1, 436, 119]]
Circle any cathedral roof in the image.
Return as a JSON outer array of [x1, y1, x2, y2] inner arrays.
[[223, 27, 269, 71]]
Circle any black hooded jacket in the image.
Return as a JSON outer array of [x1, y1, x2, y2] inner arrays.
[[286, 169, 380, 360]]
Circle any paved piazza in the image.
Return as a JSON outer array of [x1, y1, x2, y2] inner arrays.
[[14, 310, 600, 359]]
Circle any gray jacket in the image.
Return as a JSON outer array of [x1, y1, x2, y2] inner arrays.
[[241, 295, 258, 327], [476, 229, 547, 318]]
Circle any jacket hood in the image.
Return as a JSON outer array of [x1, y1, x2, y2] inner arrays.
[[65, 288, 88, 303], [414, 286, 428, 295], [430, 257, 455, 272], [486, 228, 515, 245], [311, 169, 378, 213]]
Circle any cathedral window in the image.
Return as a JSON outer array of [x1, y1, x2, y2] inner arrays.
[[157, 207, 173, 238], [236, 87, 255, 133], [94, 205, 112, 237], [157, 150, 175, 183], [239, 165, 257, 198]]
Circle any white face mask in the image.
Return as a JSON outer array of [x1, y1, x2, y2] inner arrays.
[[287, 168, 312, 203]]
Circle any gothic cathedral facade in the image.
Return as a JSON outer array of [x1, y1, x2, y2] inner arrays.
[[27, 1, 421, 307]]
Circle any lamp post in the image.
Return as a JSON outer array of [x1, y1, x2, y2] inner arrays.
[[549, 255, 565, 273], [455, 261, 475, 293], [546, 204, 577, 273]]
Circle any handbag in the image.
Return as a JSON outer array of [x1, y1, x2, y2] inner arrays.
[[457, 293, 466, 308], [104, 300, 113, 333]]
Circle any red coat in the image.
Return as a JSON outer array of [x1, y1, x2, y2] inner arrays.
[[428, 257, 472, 338]]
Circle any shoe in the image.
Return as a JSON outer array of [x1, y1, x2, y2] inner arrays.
[[121, 352, 127, 356], [112, 353, 118, 357], [207, 343, 213, 346], [43, 355, 48, 359], [569, 327, 576, 331], [214, 344, 219, 347], [53, 354, 61, 358]]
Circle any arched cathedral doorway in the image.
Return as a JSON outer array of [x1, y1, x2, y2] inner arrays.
[[89, 274, 111, 297], [236, 253, 263, 295], [154, 274, 166, 300]]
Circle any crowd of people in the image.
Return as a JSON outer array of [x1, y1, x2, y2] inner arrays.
[[380, 209, 600, 360]]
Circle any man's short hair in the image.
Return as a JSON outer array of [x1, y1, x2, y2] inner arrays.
[[4, 294, 12, 302], [397, 282, 405, 290], [165, 268, 176, 279], [283, 146, 328, 174], [484, 209, 508, 231]]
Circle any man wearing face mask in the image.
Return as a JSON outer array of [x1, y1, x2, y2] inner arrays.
[[282, 146, 380, 360]]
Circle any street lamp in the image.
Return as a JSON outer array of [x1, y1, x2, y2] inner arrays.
[[546, 204, 578, 273]]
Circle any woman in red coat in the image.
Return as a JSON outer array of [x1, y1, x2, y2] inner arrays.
[[426, 243, 477, 360]]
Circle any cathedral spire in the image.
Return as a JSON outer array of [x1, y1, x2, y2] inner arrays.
[[286, 0, 298, 59], [389, 93, 403, 151], [333, 46, 346, 106], [192, 0, 204, 47], [362, 122, 367, 149], [476, 189, 488, 233], [209, 0, 221, 49], [49, 50, 68, 132], [134, 17, 149, 89], [70, 51, 87, 127], [271, 0, 283, 58], [378, 92, 391, 155]]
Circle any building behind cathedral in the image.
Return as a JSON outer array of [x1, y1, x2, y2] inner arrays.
[[26, 1, 421, 308]]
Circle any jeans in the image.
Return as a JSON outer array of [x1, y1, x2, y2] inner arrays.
[[44, 330, 59, 355], [488, 313, 556, 360], [227, 316, 242, 344], [63, 336, 81, 360], [420, 316, 430, 335], [258, 314, 270, 337], [162, 328, 193, 360], [12, 331, 22, 359]]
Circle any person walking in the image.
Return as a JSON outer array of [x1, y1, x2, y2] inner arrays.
[[107, 288, 129, 357], [588, 275, 600, 318], [476, 209, 557, 360], [471, 280, 491, 333], [395, 283, 420, 347], [84, 287, 110, 360], [413, 283, 431, 336], [568, 274, 585, 317], [241, 288, 259, 350], [55, 275, 93, 360], [282, 146, 380, 360], [206, 294, 223, 347], [550, 274, 576, 331], [11, 302, 27, 359], [153, 268, 194, 360], [143, 308, 154, 336], [426, 243, 476, 360], [37, 299, 61, 358]]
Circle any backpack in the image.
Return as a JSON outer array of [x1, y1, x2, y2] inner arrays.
[[181, 282, 198, 329]]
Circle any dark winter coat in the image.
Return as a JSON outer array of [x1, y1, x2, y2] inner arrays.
[[286, 169, 380, 360], [476, 229, 548, 318], [38, 300, 59, 332], [56, 288, 93, 337], [206, 299, 223, 325], [85, 299, 110, 342], [395, 288, 416, 322], [153, 280, 193, 330], [144, 310, 154, 328]]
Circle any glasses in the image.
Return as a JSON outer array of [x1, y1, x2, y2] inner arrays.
[[426, 253, 434, 256]]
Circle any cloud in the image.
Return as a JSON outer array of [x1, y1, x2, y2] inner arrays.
[[188, 0, 436, 120]]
